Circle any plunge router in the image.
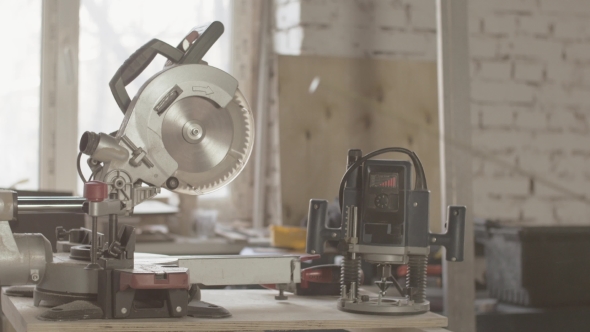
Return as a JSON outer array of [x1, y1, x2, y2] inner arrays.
[[306, 147, 466, 315]]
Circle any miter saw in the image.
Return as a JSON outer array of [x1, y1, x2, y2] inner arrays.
[[0, 22, 302, 320]]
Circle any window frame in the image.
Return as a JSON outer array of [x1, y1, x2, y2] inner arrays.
[[38, 0, 80, 194]]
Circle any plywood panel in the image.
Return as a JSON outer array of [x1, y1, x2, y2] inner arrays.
[[278, 55, 442, 232]]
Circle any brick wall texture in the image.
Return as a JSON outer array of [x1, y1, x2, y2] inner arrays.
[[273, 0, 590, 225]]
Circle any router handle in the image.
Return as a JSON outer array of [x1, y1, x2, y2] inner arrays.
[[306, 199, 330, 255], [429, 206, 466, 262]]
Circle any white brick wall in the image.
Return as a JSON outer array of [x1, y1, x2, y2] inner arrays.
[[273, 0, 437, 60], [273, 0, 590, 225], [471, 0, 590, 225]]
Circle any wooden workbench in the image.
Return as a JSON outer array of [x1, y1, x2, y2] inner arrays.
[[2, 289, 448, 332]]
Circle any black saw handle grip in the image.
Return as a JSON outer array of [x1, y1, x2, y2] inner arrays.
[[109, 39, 184, 114], [179, 21, 224, 65], [306, 199, 344, 255], [429, 206, 466, 262]]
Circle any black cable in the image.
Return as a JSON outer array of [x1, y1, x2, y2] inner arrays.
[[89, 170, 97, 181], [76, 151, 87, 183], [338, 147, 428, 209]]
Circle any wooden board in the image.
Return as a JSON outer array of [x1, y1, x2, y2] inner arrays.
[[277, 55, 442, 231], [2, 289, 447, 332], [437, 1, 476, 330], [135, 236, 246, 255]]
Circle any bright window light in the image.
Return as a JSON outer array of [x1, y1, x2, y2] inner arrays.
[[0, 0, 41, 190]]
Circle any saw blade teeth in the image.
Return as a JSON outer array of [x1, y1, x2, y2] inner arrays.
[[178, 89, 254, 195]]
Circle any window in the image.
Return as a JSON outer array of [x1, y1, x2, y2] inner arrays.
[[0, 0, 42, 189], [0, 0, 233, 194]]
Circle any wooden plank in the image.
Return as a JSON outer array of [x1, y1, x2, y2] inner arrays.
[[2, 289, 447, 332], [135, 237, 246, 255], [277, 55, 442, 232], [1, 290, 27, 332], [436, 0, 476, 331], [39, 0, 80, 193], [349, 329, 450, 332], [252, 0, 273, 230], [215, 225, 249, 244]]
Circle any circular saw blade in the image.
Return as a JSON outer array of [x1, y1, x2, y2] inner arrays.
[[162, 96, 233, 173], [165, 89, 254, 195]]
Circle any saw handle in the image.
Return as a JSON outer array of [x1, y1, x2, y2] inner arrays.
[[178, 21, 224, 65], [163, 21, 225, 67], [109, 39, 184, 113]]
